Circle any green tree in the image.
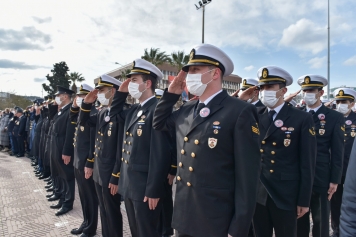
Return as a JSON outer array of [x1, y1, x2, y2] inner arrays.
[[68, 72, 85, 93], [170, 51, 189, 71], [42, 61, 70, 95], [141, 48, 171, 66]]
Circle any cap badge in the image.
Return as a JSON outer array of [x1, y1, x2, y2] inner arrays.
[[262, 68, 268, 79], [304, 76, 310, 84], [243, 79, 247, 85], [189, 49, 195, 61], [339, 90, 344, 96], [131, 61, 135, 70], [208, 137, 217, 149]]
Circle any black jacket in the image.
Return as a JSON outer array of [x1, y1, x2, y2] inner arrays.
[[342, 111, 356, 176], [13, 115, 27, 137], [153, 90, 261, 237], [70, 105, 97, 171], [257, 103, 316, 210], [80, 92, 123, 187], [302, 105, 345, 187], [115, 93, 172, 201]]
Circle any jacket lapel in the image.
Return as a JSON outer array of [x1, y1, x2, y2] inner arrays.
[[127, 97, 157, 131], [259, 108, 270, 132], [264, 103, 290, 140], [186, 91, 226, 136]]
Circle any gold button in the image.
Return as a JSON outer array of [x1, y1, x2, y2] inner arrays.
[[96, 154, 98, 157], [260, 149, 264, 153], [181, 149, 185, 155], [122, 149, 125, 152], [271, 160, 275, 164], [96, 138, 99, 141], [194, 140, 199, 145], [95, 145, 97, 148], [121, 158, 124, 161], [128, 142, 131, 145], [73, 143, 75, 146], [130, 133, 133, 137], [270, 170, 274, 173], [272, 142, 277, 146], [98, 132, 100, 134], [184, 137, 188, 142], [179, 162, 182, 167], [262, 141, 266, 144], [345, 134, 347, 137], [127, 151, 130, 154], [101, 133, 104, 136], [100, 141, 102, 143], [271, 151, 275, 155], [189, 167, 194, 172], [191, 152, 196, 158], [126, 132, 129, 135], [187, 182, 192, 187], [98, 147, 101, 150], [177, 176, 181, 181], [124, 141, 126, 144], [125, 160, 128, 164]]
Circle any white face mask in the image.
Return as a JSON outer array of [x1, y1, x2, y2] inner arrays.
[[128, 82, 147, 100], [76, 97, 83, 107], [336, 103, 350, 115], [186, 69, 215, 96], [97, 90, 112, 106], [303, 93, 318, 106], [260, 88, 282, 108], [55, 96, 62, 106]]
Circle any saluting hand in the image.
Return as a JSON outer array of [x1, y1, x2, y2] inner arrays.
[[62, 155, 71, 165], [284, 90, 301, 103], [168, 70, 187, 95], [144, 196, 160, 210], [118, 78, 131, 93], [230, 89, 240, 97], [84, 89, 99, 104], [238, 86, 257, 101], [73, 96, 79, 108], [108, 183, 118, 196], [324, 100, 334, 108]]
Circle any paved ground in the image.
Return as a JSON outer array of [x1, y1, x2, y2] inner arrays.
[[0, 153, 131, 237], [0, 152, 332, 237]]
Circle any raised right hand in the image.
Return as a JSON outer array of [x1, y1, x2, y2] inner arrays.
[[238, 86, 257, 101], [118, 78, 131, 93], [168, 70, 187, 95], [84, 90, 99, 104]]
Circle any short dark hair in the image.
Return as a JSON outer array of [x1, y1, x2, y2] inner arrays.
[[142, 74, 157, 93], [278, 83, 286, 89], [208, 65, 223, 80]]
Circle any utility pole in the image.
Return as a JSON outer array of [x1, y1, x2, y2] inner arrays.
[[327, 0, 330, 99], [195, 0, 212, 44]]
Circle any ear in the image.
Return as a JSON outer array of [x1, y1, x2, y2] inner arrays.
[[145, 80, 152, 89], [212, 68, 222, 80], [319, 90, 324, 96]]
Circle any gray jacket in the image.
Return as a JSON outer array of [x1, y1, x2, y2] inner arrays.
[[340, 138, 356, 236]]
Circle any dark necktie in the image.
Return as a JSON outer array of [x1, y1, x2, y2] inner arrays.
[[268, 110, 276, 125], [194, 103, 205, 118], [309, 110, 315, 115]]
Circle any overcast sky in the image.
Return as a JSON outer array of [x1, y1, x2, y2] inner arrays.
[[1, 0, 355, 97]]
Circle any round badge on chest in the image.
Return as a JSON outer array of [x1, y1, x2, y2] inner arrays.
[[274, 119, 283, 128], [199, 107, 210, 118], [104, 116, 110, 122], [137, 110, 143, 117]]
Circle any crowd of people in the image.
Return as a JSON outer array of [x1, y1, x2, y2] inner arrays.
[[1, 43, 356, 237]]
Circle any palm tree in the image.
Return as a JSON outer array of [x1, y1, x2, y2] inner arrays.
[[68, 72, 85, 93], [141, 48, 171, 66], [170, 51, 189, 71]]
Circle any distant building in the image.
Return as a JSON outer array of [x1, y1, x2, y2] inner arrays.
[[95, 62, 242, 100], [0, 92, 10, 99]]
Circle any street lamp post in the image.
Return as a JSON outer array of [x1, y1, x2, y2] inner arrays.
[[195, 0, 212, 44], [327, 0, 330, 100]]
